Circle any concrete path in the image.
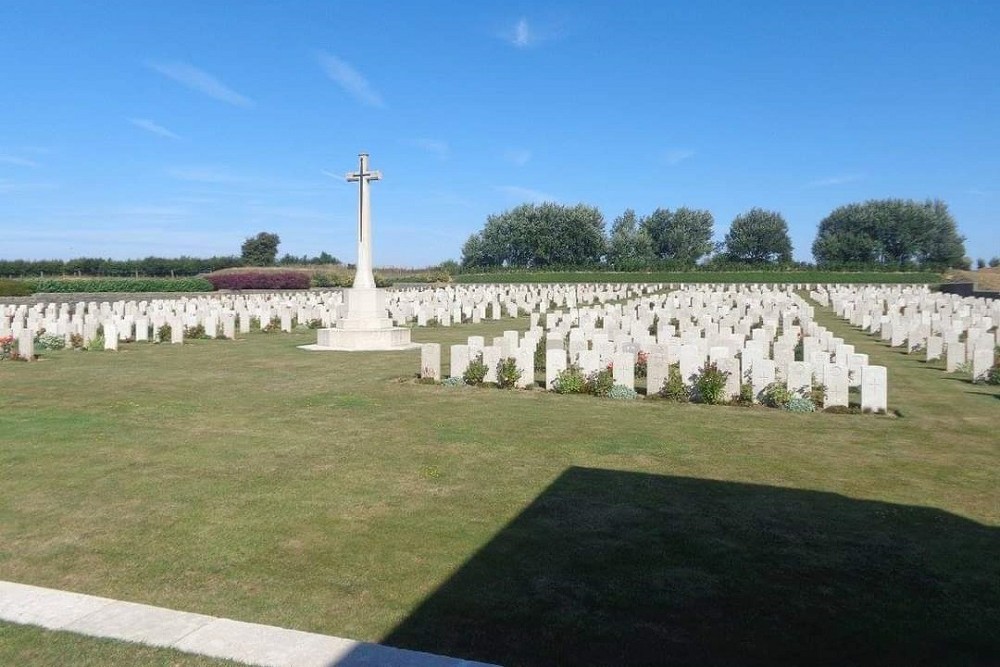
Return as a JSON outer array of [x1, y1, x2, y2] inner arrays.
[[0, 581, 497, 667]]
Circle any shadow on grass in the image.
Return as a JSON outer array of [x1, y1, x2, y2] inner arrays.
[[352, 467, 999, 667]]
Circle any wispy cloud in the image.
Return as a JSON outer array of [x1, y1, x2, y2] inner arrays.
[[166, 166, 241, 184], [168, 167, 328, 196], [410, 138, 449, 159], [0, 154, 40, 168], [317, 52, 384, 108], [108, 205, 190, 218], [663, 149, 695, 166], [500, 17, 564, 48], [806, 173, 865, 188], [128, 118, 180, 140], [148, 61, 254, 108], [495, 185, 558, 203], [510, 17, 534, 47], [0, 179, 56, 193], [503, 148, 532, 166]]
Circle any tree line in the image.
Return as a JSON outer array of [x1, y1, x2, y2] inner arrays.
[[0, 232, 341, 277], [461, 199, 968, 271]]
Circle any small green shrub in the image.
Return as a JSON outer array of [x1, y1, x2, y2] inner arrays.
[[692, 361, 730, 405], [89, 333, 106, 350], [986, 363, 1000, 386], [534, 339, 545, 371], [306, 318, 323, 329], [810, 381, 827, 408], [496, 357, 523, 389], [34, 333, 66, 350], [441, 376, 466, 387], [157, 324, 172, 342], [552, 364, 587, 393], [732, 381, 755, 406], [262, 317, 282, 333], [586, 367, 615, 397], [183, 323, 208, 339], [463, 354, 488, 386], [659, 364, 689, 402], [761, 382, 793, 408], [785, 396, 815, 413], [607, 384, 638, 400]]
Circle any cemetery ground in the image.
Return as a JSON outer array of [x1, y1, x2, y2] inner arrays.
[[1, 306, 998, 666]]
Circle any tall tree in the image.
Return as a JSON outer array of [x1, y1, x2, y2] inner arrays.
[[812, 199, 965, 269], [641, 207, 715, 266], [460, 203, 605, 269], [723, 209, 793, 265], [241, 232, 281, 266], [607, 209, 654, 270]]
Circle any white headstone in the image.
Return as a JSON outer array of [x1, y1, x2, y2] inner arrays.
[[860, 365, 887, 413], [946, 341, 965, 372], [421, 343, 441, 381], [972, 346, 993, 382], [545, 348, 567, 390], [612, 352, 634, 390], [786, 361, 812, 397], [450, 344, 470, 378]]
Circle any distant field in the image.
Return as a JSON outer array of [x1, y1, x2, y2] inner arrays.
[[453, 270, 942, 284]]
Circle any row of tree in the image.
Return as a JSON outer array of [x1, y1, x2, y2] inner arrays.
[[461, 199, 968, 270], [0, 232, 340, 277]]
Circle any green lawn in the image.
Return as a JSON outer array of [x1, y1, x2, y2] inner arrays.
[[453, 270, 942, 284], [0, 306, 997, 666], [0, 622, 240, 666]]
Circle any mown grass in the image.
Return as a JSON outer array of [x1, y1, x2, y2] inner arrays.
[[0, 308, 997, 666], [0, 622, 240, 666], [453, 270, 942, 284]]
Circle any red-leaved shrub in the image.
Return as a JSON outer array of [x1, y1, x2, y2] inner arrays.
[[206, 271, 311, 291]]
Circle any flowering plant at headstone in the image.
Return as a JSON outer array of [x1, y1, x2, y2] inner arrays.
[[586, 367, 615, 397], [552, 364, 587, 394], [659, 363, 689, 402], [692, 361, 729, 405], [0, 335, 15, 360], [495, 357, 522, 389], [635, 351, 648, 379]]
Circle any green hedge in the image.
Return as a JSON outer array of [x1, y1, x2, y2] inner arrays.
[[27, 277, 215, 293], [0, 279, 35, 296], [454, 271, 942, 285]]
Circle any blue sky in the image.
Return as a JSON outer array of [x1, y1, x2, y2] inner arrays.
[[2, 1, 998, 266]]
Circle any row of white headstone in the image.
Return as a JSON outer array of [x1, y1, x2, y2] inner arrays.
[[3, 282, 863, 353], [420, 285, 892, 411], [814, 285, 999, 382], [0, 283, 664, 354]]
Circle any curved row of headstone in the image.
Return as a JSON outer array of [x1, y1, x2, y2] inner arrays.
[[421, 284, 889, 411], [812, 284, 999, 381], [0, 283, 662, 358]]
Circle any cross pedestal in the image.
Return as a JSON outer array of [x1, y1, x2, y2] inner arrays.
[[304, 153, 417, 351]]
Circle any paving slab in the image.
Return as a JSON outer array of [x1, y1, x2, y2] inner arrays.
[[0, 581, 498, 667]]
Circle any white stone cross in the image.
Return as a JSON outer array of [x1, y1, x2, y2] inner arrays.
[[346, 153, 381, 289]]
